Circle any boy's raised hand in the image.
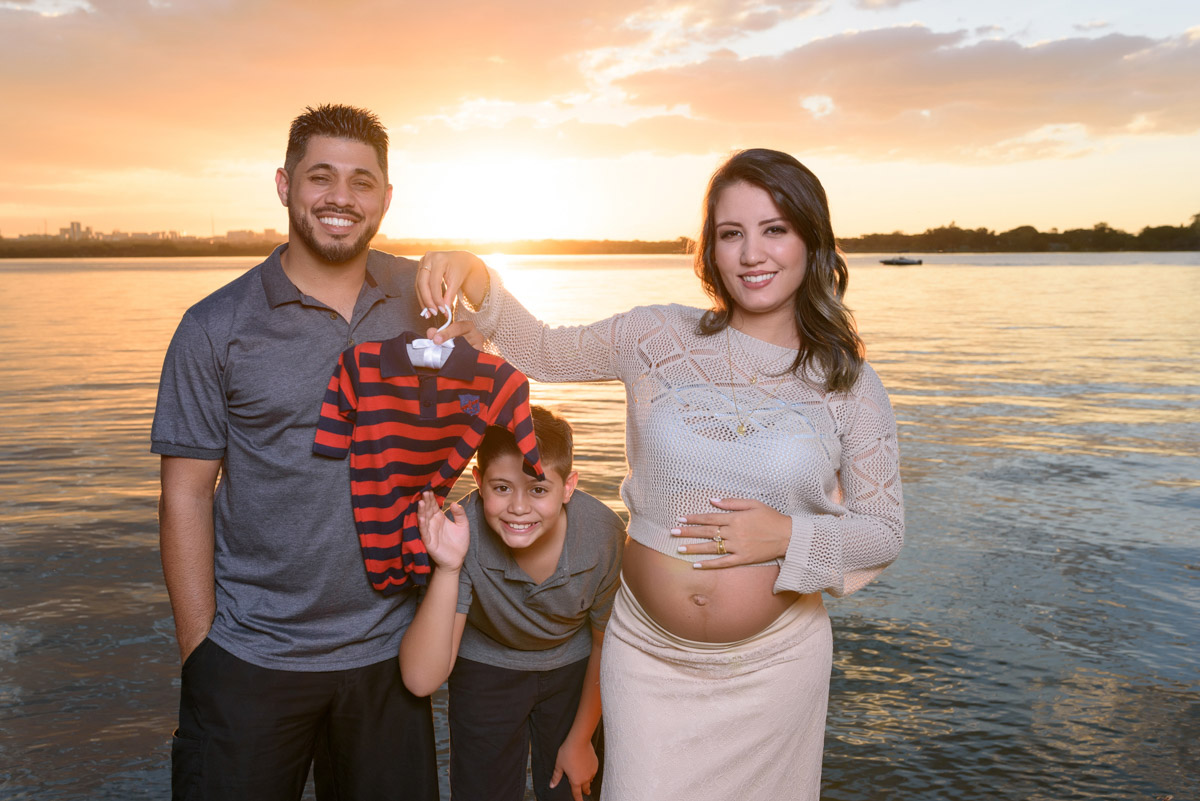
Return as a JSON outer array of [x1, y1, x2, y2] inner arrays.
[[416, 491, 469, 571], [549, 735, 598, 801]]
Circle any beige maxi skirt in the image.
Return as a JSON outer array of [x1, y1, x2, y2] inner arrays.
[[598, 580, 832, 801]]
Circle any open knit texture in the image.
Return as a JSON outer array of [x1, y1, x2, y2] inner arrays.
[[461, 268, 904, 597]]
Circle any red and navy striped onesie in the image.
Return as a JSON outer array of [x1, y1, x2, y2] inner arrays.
[[314, 333, 544, 595]]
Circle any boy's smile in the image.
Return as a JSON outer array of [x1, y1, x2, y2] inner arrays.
[[473, 452, 578, 555]]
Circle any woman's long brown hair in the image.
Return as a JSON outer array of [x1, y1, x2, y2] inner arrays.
[[694, 148, 865, 393]]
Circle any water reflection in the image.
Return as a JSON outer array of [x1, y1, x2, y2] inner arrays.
[[825, 615, 1198, 800], [0, 255, 1197, 800]]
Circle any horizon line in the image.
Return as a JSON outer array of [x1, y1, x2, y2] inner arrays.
[[5, 212, 1199, 245]]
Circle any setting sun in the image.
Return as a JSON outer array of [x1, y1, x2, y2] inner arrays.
[[385, 154, 589, 242]]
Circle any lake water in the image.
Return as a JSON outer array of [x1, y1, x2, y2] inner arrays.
[[0, 252, 1197, 800]]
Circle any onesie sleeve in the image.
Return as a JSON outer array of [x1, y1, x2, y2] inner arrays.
[[485, 359, 545, 480], [151, 310, 228, 460], [774, 365, 905, 597], [458, 265, 628, 383], [312, 347, 360, 459]]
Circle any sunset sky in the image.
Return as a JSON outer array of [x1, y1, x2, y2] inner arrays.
[[1, 0, 1197, 242]]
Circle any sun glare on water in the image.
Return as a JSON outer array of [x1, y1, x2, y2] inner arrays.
[[460, 252, 564, 318]]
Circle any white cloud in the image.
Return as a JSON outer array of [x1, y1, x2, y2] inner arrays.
[[801, 95, 836, 118], [0, 0, 91, 14], [613, 26, 1200, 161]]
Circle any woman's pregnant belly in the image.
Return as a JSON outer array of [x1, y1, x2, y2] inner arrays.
[[620, 540, 800, 642]]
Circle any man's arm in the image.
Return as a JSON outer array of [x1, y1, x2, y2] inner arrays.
[[398, 494, 471, 696], [550, 626, 605, 801], [158, 455, 221, 664]]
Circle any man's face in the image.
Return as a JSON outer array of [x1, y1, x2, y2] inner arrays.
[[275, 135, 391, 265]]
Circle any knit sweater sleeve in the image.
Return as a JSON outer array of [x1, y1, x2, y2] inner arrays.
[[458, 266, 625, 382], [773, 364, 905, 597]]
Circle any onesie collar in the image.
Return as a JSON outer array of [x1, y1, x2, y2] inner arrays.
[[377, 332, 481, 381]]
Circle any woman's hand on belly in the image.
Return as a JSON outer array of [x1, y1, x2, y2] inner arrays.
[[672, 497, 792, 567], [622, 541, 799, 642]]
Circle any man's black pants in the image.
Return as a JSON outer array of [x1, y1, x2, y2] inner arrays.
[[171, 638, 438, 801]]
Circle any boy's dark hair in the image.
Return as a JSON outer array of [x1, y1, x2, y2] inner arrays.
[[284, 104, 389, 180], [477, 406, 573, 480]]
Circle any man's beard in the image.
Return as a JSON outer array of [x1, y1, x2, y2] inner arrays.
[[290, 204, 379, 264]]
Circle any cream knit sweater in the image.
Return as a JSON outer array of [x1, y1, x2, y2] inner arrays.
[[462, 269, 904, 597]]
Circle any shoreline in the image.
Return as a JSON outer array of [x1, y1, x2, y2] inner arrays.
[[2, 238, 1198, 259], [0, 237, 692, 259]]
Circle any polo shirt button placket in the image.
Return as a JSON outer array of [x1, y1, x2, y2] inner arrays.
[[419, 377, 436, 420]]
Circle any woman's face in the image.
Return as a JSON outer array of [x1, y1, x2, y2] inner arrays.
[[712, 181, 807, 336]]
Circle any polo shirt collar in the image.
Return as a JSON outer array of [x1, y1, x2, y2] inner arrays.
[[260, 244, 406, 309], [378, 332, 482, 381], [261, 245, 300, 308], [365, 249, 407, 298]]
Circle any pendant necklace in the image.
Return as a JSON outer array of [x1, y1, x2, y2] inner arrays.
[[725, 327, 755, 436]]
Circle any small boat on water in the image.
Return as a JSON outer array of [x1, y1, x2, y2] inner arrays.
[[880, 256, 922, 265]]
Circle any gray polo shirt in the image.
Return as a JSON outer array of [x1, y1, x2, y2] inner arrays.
[[454, 489, 626, 671], [151, 244, 427, 671]]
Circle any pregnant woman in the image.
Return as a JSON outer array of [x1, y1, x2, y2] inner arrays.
[[417, 148, 904, 800]]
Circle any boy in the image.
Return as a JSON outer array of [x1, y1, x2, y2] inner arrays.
[[400, 406, 625, 801]]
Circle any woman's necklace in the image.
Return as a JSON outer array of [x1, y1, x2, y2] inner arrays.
[[724, 326, 756, 436]]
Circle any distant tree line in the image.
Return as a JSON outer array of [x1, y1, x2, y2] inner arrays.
[[0, 236, 694, 259], [387, 237, 695, 256], [837, 214, 1200, 253], [0, 240, 286, 259]]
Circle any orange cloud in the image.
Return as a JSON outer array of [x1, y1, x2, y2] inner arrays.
[[3, 3, 1198, 238], [613, 26, 1200, 161], [9, 2, 1195, 174], [1, 0, 632, 171]]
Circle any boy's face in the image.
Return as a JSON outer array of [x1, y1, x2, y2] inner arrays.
[[472, 453, 578, 552]]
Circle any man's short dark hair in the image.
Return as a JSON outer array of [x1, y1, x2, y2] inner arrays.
[[284, 104, 389, 180], [477, 406, 574, 480]]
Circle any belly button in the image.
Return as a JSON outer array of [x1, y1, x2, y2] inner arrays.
[[690, 594, 709, 607]]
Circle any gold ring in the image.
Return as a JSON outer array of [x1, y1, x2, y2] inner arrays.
[[420, 263, 432, 271], [713, 535, 726, 555]]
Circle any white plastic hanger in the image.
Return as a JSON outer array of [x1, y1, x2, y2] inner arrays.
[[407, 306, 455, 369]]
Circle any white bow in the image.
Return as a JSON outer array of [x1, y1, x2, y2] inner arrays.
[[408, 307, 455, 369], [409, 336, 455, 368]]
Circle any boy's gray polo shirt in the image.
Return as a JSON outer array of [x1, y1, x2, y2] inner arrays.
[[454, 489, 626, 671], [151, 244, 428, 671]]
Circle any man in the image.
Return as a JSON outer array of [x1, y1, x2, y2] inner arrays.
[[152, 104, 459, 800]]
